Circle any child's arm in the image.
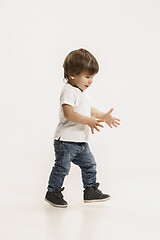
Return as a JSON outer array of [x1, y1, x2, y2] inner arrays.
[[91, 106, 120, 128], [62, 104, 105, 134], [91, 106, 105, 119]]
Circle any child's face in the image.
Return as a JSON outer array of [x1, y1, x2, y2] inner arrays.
[[69, 71, 96, 91]]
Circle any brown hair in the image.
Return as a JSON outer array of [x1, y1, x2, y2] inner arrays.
[[63, 48, 99, 81]]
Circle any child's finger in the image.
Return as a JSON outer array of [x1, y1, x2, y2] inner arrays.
[[115, 118, 120, 121], [97, 119, 105, 123], [94, 126, 100, 132], [115, 121, 120, 125], [96, 123, 104, 128], [107, 123, 112, 128], [91, 127, 94, 134]]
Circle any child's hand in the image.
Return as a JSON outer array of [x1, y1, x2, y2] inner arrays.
[[88, 117, 105, 134], [103, 108, 120, 128]]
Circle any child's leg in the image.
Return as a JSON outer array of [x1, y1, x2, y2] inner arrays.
[[47, 139, 71, 192], [72, 143, 111, 202], [72, 143, 97, 189]]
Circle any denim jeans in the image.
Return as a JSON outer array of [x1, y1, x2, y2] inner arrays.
[[47, 138, 97, 192]]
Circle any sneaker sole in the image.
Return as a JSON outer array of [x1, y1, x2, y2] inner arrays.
[[84, 196, 111, 203], [45, 198, 68, 208]]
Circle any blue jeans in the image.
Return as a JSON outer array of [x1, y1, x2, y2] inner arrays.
[[47, 138, 97, 192]]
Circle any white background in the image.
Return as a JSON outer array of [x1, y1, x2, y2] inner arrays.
[[0, 0, 160, 239]]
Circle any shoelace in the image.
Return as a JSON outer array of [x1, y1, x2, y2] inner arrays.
[[94, 187, 102, 194], [94, 183, 103, 194]]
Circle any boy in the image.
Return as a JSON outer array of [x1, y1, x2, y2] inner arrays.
[[45, 48, 120, 208]]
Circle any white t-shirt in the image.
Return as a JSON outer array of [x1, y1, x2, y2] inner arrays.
[[54, 82, 91, 142]]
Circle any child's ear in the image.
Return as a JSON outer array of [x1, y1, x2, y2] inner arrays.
[[70, 75, 74, 79]]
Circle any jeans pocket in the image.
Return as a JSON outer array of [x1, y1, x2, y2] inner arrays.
[[54, 140, 64, 153]]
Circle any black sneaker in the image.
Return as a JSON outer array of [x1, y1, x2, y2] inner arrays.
[[45, 187, 68, 208], [84, 183, 111, 203]]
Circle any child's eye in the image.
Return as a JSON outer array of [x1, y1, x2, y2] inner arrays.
[[86, 76, 90, 78]]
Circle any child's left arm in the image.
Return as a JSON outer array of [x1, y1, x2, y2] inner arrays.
[[91, 106, 120, 128]]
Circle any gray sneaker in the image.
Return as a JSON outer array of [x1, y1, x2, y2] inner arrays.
[[84, 183, 111, 203]]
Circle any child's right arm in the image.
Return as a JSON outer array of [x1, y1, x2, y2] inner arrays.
[[62, 104, 104, 134]]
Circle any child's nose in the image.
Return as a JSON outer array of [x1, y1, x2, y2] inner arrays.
[[88, 79, 93, 84]]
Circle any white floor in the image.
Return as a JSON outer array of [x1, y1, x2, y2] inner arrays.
[[1, 163, 160, 240]]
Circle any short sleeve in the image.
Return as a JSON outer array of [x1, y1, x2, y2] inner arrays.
[[60, 89, 75, 107]]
